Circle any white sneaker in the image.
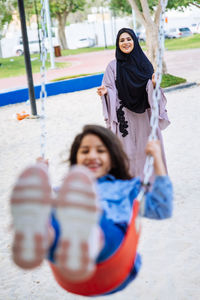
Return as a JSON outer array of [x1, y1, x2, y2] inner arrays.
[[55, 165, 101, 282], [10, 164, 52, 269]]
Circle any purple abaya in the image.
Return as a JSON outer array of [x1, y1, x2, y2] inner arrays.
[[101, 59, 170, 180]]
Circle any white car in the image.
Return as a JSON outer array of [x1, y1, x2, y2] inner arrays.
[[14, 39, 49, 56], [165, 27, 193, 39], [76, 37, 95, 48]]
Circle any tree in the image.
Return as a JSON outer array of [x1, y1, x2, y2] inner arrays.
[[110, 0, 200, 73], [167, 0, 200, 10], [2, 0, 88, 49], [0, 0, 15, 32], [49, 0, 86, 49], [0, 0, 16, 57], [109, 0, 132, 15]]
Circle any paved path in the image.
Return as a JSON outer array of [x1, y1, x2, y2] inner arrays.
[[0, 48, 199, 92], [165, 48, 200, 83]]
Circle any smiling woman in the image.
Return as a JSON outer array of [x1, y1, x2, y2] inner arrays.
[[118, 32, 134, 54], [97, 28, 170, 181]]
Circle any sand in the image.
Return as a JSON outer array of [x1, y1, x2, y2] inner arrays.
[[0, 84, 200, 300]]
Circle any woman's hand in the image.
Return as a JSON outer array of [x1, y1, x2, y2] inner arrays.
[[152, 73, 156, 89], [97, 85, 108, 96], [145, 140, 166, 176]]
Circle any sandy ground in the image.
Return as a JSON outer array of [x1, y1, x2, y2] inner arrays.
[[0, 85, 200, 300]]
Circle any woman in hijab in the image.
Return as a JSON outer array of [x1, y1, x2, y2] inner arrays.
[[97, 28, 170, 180]]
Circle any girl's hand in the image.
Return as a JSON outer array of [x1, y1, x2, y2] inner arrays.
[[152, 73, 156, 89], [97, 85, 108, 96], [145, 140, 166, 176], [36, 157, 49, 167], [146, 140, 161, 157]]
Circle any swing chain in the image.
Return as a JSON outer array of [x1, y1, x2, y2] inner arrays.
[[40, 0, 48, 159], [142, 0, 168, 188]]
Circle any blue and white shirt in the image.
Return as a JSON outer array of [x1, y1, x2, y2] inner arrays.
[[97, 174, 173, 223]]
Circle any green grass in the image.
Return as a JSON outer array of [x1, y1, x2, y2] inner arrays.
[[161, 73, 186, 88], [0, 54, 70, 79], [61, 46, 115, 56], [139, 34, 200, 52], [165, 33, 200, 50]]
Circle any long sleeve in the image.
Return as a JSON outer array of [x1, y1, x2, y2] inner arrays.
[[146, 80, 170, 130], [101, 60, 118, 133], [144, 176, 173, 219]]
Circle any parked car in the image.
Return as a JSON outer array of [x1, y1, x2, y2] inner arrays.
[[165, 27, 193, 39], [165, 28, 180, 39], [76, 37, 95, 48], [14, 39, 49, 56], [179, 27, 193, 37]]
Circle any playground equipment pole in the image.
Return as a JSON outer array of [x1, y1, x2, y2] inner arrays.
[[34, 0, 41, 54], [17, 0, 37, 116], [101, 6, 107, 49], [44, 0, 55, 69], [132, 8, 136, 31]]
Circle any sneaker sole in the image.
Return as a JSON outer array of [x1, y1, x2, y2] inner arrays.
[[55, 166, 100, 282], [10, 164, 52, 269]]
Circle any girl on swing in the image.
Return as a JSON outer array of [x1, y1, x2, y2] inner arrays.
[[10, 124, 173, 296]]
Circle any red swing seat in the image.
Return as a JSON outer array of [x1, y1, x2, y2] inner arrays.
[[49, 199, 141, 296]]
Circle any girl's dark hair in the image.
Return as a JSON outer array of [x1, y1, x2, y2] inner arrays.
[[69, 124, 131, 180]]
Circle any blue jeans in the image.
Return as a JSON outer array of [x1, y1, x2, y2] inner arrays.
[[48, 209, 141, 295], [48, 210, 126, 263]]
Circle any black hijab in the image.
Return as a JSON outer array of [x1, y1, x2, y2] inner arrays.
[[115, 28, 154, 114]]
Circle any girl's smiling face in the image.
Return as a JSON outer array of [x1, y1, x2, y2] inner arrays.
[[76, 134, 112, 179], [119, 32, 134, 54]]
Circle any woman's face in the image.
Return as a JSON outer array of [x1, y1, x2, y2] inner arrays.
[[119, 32, 134, 54], [76, 134, 112, 179]]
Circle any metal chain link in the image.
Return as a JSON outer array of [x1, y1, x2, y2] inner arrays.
[[40, 0, 48, 159], [140, 0, 168, 198]]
